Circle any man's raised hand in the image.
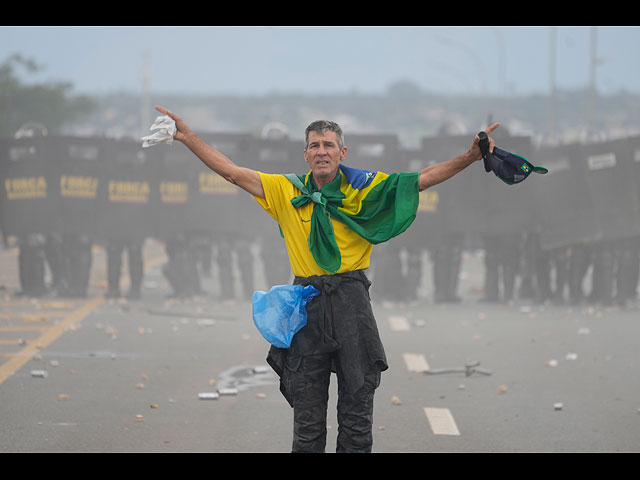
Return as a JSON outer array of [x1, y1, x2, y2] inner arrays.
[[470, 122, 500, 161], [155, 105, 190, 143]]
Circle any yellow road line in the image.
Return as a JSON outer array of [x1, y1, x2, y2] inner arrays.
[[0, 296, 104, 385], [0, 312, 62, 320], [0, 325, 49, 332], [0, 249, 166, 384]]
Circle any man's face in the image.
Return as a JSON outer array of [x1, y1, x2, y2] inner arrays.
[[304, 130, 347, 184]]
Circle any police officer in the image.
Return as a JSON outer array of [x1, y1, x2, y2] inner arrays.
[[432, 232, 463, 303], [480, 233, 519, 303], [162, 233, 200, 299], [16, 234, 48, 297], [58, 233, 93, 298], [212, 232, 235, 300], [106, 237, 144, 300], [12, 123, 50, 298], [614, 236, 640, 306], [567, 242, 591, 305]]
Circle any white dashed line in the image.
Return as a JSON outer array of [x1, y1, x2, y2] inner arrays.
[[403, 353, 430, 373], [388, 315, 411, 331], [424, 407, 460, 436]]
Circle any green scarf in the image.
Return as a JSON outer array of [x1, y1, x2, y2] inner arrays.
[[284, 165, 420, 273]]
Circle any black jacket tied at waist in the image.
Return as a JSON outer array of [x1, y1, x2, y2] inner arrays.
[[266, 270, 388, 406]]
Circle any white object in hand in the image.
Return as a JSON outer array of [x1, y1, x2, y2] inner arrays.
[[141, 115, 177, 148]]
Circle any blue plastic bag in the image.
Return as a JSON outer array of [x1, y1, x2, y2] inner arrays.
[[252, 284, 321, 348]]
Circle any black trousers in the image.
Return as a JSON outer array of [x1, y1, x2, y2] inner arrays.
[[284, 353, 380, 453], [267, 270, 387, 453], [106, 239, 143, 297]]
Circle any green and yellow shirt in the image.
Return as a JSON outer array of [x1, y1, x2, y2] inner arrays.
[[254, 164, 420, 278]]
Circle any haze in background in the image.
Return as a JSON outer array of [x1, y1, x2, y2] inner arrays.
[[2, 26, 639, 97]]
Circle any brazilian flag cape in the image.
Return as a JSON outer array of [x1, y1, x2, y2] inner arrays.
[[284, 164, 420, 274]]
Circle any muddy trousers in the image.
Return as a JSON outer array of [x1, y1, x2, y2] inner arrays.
[[286, 353, 380, 453]]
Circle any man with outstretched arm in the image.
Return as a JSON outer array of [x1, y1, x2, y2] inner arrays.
[[154, 105, 498, 452]]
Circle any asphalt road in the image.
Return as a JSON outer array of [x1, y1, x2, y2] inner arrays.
[[1, 243, 639, 453]]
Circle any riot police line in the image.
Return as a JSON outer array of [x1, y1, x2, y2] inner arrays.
[[1, 129, 639, 306]]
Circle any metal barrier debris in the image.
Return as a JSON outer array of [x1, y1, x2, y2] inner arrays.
[[424, 360, 492, 377]]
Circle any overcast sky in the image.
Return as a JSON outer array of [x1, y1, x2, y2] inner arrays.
[[1, 26, 639, 97]]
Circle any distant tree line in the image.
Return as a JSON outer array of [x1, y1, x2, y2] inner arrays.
[[0, 54, 96, 138]]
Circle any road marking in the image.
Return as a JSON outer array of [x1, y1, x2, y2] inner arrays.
[[403, 353, 430, 373], [0, 312, 62, 321], [0, 326, 48, 332], [388, 315, 411, 331], [424, 407, 460, 436], [0, 339, 27, 346], [0, 296, 104, 385], [0, 247, 165, 385]]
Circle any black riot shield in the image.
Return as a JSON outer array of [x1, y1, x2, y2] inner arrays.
[[95, 138, 155, 243], [580, 138, 640, 243], [341, 133, 398, 172], [629, 135, 640, 198], [248, 136, 305, 174], [417, 134, 488, 240], [0, 136, 58, 237], [535, 142, 598, 250], [628, 134, 640, 247], [150, 142, 191, 240], [0, 138, 6, 236], [191, 132, 253, 236], [52, 136, 105, 238]]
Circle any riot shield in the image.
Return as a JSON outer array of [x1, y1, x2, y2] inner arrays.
[[95, 137, 155, 243], [418, 134, 487, 240], [0, 136, 58, 237], [535, 142, 598, 250], [629, 135, 640, 198], [341, 133, 398, 172], [249, 136, 301, 175], [52, 136, 105, 238], [191, 132, 253, 236], [151, 141, 191, 240], [580, 138, 640, 243], [0, 138, 6, 237]]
